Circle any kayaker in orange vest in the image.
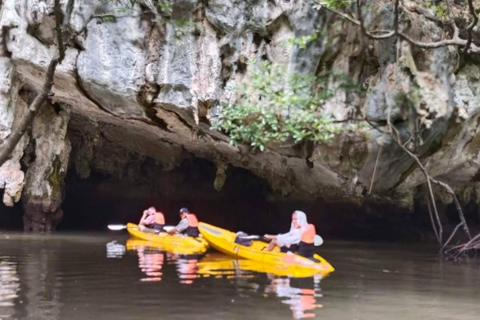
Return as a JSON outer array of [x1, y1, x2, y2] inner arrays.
[[139, 207, 165, 233], [167, 207, 200, 237], [264, 210, 311, 255]]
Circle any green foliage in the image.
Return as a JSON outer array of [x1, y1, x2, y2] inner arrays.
[[98, 15, 117, 23], [287, 34, 319, 49], [157, 1, 173, 16], [424, 0, 448, 21], [313, 0, 353, 10], [285, 28, 328, 49], [173, 19, 195, 38], [212, 61, 355, 151]]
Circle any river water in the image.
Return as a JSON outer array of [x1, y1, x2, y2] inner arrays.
[[0, 232, 479, 320]]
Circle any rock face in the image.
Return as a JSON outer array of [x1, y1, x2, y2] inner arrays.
[[0, 0, 480, 231]]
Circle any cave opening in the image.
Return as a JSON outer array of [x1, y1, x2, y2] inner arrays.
[[60, 158, 279, 235], [1, 149, 435, 240], [55, 157, 421, 240]]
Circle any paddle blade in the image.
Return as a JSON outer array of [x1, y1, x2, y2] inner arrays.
[[237, 235, 261, 240], [108, 225, 127, 231], [314, 235, 324, 246], [163, 226, 175, 232]]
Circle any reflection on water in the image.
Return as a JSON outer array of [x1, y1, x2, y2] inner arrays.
[[105, 241, 126, 259], [122, 239, 201, 284], [122, 241, 322, 318], [194, 253, 323, 319], [174, 257, 199, 285], [1, 233, 480, 320], [0, 259, 20, 318], [265, 276, 322, 319], [137, 246, 164, 282]]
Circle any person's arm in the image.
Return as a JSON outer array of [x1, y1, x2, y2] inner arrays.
[[139, 211, 148, 225], [264, 234, 277, 241], [168, 218, 188, 235], [276, 229, 301, 247]]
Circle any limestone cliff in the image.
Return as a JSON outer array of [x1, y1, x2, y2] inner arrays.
[[1, 0, 480, 231]]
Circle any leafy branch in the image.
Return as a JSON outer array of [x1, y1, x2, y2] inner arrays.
[[213, 61, 362, 151]]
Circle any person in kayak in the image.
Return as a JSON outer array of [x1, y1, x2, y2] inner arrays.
[[264, 210, 316, 258], [167, 208, 200, 237], [138, 207, 165, 233]]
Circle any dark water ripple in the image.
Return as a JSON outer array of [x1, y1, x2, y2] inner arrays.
[[0, 233, 479, 320]]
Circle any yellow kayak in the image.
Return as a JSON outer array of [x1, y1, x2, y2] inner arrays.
[[126, 223, 208, 253], [126, 238, 208, 255], [197, 253, 327, 278], [198, 222, 334, 275]]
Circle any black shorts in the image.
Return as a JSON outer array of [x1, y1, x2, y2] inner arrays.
[[153, 223, 164, 232], [280, 244, 299, 253], [298, 241, 315, 258], [185, 227, 200, 237]]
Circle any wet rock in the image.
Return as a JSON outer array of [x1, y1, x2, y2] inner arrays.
[[0, 58, 28, 207], [21, 104, 71, 232]]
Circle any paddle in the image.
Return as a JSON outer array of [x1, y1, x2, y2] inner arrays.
[[107, 224, 175, 232], [237, 234, 324, 246]]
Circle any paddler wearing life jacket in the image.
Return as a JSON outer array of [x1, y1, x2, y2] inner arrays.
[[138, 206, 165, 233], [167, 207, 200, 237], [264, 210, 316, 258]]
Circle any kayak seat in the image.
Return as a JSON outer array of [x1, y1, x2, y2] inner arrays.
[[234, 232, 253, 246]]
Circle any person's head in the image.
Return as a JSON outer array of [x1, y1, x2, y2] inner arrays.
[[292, 210, 307, 228], [179, 207, 190, 219], [147, 207, 156, 215]]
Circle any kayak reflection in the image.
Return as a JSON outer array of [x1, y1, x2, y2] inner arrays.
[[137, 246, 165, 282], [0, 259, 20, 318], [265, 275, 323, 320], [173, 256, 200, 285], [197, 253, 324, 319], [126, 239, 200, 284], [197, 253, 330, 278]]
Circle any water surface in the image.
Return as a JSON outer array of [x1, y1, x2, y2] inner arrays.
[[0, 232, 479, 320]]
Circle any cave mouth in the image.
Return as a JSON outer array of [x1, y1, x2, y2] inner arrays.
[[1, 156, 434, 240], [56, 157, 424, 240], [60, 158, 277, 235]]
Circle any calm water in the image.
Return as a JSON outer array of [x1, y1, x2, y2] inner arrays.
[[0, 232, 479, 320]]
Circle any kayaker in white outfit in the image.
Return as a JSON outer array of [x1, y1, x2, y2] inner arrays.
[[264, 210, 308, 252]]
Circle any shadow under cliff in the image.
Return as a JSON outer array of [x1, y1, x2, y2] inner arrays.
[[58, 157, 424, 241], [3, 155, 477, 242]]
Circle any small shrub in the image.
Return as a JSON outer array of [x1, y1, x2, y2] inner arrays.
[[212, 61, 348, 151]]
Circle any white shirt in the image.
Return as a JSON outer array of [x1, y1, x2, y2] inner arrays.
[[277, 228, 302, 247]]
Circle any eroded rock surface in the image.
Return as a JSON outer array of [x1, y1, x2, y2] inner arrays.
[[0, 0, 480, 230]]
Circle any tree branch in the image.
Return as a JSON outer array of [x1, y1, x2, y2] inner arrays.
[[0, 0, 70, 167], [388, 119, 472, 245], [356, 0, 395, 39], [440, 222, 462, 253], [463, 0, 479, 55], [319, 1, 480, 53]]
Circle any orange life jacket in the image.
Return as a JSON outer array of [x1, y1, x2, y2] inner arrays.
[[154, 212, 165, 225], [186, 213, 198, 227], [301, 224, 316, 244]]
